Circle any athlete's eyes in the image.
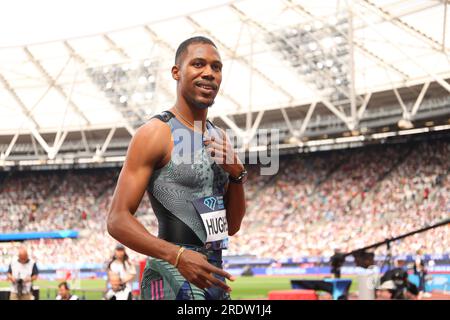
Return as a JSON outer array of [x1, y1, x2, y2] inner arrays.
[[212, 63, 222, 72], [193, 61, 204, 68], [191, 60, 222, 71]]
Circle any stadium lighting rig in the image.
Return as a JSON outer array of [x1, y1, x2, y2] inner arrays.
[[267, 15, 351, 109], [87, 59, 159, 128], [1, 123, 449, 169]]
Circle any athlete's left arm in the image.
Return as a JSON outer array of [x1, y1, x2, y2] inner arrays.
[[223, 179, 246, 236], [204, 129, 246, 236]]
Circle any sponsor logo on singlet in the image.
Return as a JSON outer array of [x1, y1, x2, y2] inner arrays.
[[192, 195, 228, 245], [203, 197, 217, 210]]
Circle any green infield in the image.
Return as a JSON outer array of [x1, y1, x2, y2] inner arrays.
[[0, 279, 107, 300], [0, 275, 358, 300]]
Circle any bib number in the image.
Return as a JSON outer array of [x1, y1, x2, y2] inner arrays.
[[192, 195, 229, 247]]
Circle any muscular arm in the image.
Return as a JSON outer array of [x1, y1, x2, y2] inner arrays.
[[224, 165, 246, 236], [107, 120, 179, 265], [108, 119, 235, 291]]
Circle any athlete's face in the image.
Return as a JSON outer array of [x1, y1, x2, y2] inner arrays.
[[172, 43, 222, 109]]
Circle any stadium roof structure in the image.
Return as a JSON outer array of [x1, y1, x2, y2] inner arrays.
[[0, 0, 450, 168]]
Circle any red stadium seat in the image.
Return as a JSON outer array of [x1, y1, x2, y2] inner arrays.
[[268, 289, 318, 300]]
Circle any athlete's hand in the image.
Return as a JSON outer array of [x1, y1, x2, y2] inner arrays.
[[176, 249, 235, 292], [203, 130, 244, 178]]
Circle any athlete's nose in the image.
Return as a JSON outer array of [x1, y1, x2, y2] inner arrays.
[[201, 64, 215, 81]]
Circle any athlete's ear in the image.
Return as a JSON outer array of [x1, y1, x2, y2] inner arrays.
[[171, 65, 180, 81]]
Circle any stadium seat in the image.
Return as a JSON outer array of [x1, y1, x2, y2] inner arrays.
[[268, 289, 318, 300]]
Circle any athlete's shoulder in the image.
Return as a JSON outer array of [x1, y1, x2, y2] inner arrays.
[[135, 112, 173, 140], [151, 110, 175, 123], [126, 113, 172, 165]]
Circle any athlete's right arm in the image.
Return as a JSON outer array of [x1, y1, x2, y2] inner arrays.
[[107, 119, 233, 292], [107, 119, 181, 265]]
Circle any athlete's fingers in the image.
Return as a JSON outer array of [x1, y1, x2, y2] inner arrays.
[[196, 271, 217, 289], [204, 139, 224, 151], [207, 150, 226, 164], [204, 279, 214, 289], [221, 148, 236, 164], [206, 147, 223, 157], [204, 263, 236, 282], [204, 134, 225, 146], [204, 133, 227, 149], [203, 273, 232, 292], [205, 142, 227, 153], [191, 277, 209, 290], [204, 142, 224, 157], [205, 140, 236, 165], [210, 152, 235, 166], [203, 131, 214, 143], [205, 145, 220, 155]]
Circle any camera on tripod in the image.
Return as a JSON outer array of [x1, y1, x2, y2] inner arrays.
[[379, 267, 410, 299], [329, 218, 449, 300], [16, 279, 25, 297]]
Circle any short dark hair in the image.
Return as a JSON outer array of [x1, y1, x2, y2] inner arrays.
[[175, 36, 217, 64], [58, 281, 70, 290]]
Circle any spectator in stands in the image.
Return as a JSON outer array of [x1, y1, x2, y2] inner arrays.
[[7, 246, 38, 300], [56, 281, 79, 300], [0, 139, 448, 265], [106, 244, 136, 291], [104, 274, 133, 300], [330, 249, 344, 278], [414, 249, 430, 299]]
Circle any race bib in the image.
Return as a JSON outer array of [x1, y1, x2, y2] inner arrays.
[[192, 195, 228, 248]]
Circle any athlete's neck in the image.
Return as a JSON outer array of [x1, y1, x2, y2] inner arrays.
[[172, 99, 208, 132]]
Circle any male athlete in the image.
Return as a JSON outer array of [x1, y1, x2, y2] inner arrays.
[[107, 36, 247, 300]]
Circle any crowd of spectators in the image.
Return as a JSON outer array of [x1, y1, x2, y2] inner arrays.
[[0, 138, 448, 267]]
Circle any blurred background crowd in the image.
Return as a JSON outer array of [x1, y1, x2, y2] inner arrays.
[[0, 138, 448, 267]]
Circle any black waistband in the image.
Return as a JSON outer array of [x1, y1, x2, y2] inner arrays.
[[147, 191, 228, 253], [182, 245, 223, 262], [148, 191, 205, 247]]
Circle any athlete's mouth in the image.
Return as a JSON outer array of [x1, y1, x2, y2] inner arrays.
[[195, 82, 217, 92]]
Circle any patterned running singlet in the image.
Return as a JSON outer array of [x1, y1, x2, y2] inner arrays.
[[140, 111, 231, 300]]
